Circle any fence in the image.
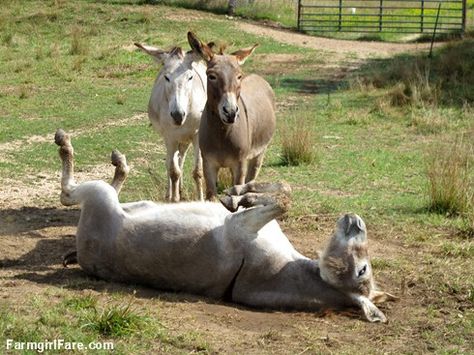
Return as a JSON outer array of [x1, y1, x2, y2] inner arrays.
[[297, 0, 467, 33]]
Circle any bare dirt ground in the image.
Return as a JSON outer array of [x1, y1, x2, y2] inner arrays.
[[0, 23, 471, 354], [238, 21, 437, 58]]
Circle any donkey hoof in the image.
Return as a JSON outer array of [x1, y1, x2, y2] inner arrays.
[[63, 250, 78, 267], [111, 149, 126, 167], [220, 195, 239, 212], [224, 184, 245, 196], [54, 129, 69, 146]]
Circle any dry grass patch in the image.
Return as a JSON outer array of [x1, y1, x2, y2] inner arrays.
[[280, 117, 316, 166], [426, 134, 473, 216]]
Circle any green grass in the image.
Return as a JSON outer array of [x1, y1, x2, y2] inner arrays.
[[0, 293, 211, 354]]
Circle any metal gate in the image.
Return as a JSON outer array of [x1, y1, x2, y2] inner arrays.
[[297, 0, 467, 34]]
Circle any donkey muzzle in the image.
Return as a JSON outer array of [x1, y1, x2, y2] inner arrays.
[[222, 105, 239, 124], [170, 110, 186, 126]]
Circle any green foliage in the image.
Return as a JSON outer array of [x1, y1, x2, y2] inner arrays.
[[82, 300, 148, 337]]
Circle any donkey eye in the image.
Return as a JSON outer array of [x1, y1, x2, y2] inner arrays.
[[188, 75, 194, 81], [237, 74, 243, 80], [358, 265, 367, 277], [208, 74, 217, 81], [164, 75, 170, 82]]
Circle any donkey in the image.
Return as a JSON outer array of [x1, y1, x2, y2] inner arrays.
[[55, 129, 396, 322], [187, 32, 276, 201], [135, 42, 207, 202]]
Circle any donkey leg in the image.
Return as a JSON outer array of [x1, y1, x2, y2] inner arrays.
[[55, 129, 80, 206], [165, 140, 182, 202], [63, 251, 78, 267], [221, 190, 291, 213], [192, 135, 204, 201], [225, 195, 289, 234], [231, 161, 248, 187], [225, 181, 292, 197], [246, 152, 265, 183], [203, 159, 219, 201], [178, 142, 190, 199], [110, 150, 129, 194]]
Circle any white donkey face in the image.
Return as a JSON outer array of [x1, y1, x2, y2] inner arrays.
[[161, 55, 199, 126], [135, 43, 205, 126]]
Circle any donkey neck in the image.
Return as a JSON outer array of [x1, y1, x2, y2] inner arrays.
[[276, 258, 354, 309]]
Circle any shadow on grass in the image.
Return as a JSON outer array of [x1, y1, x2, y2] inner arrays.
[[279, 78, 345, 94]]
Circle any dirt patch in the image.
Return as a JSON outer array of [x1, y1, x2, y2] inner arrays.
[[239, 21, 438, 58]]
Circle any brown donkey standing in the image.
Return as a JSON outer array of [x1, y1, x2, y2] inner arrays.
[[187, 32, 276, 201]]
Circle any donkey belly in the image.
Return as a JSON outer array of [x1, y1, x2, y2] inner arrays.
[[110, 204, 242, 298], [115, 229, 242, 297]]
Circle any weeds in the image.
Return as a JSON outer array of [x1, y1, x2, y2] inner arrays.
[[82, 299, 148, 337], [280, 117, 315, 166], [69, 26, 89, 56], [426, 135, 473, 216], [217, 168, 233, 192]]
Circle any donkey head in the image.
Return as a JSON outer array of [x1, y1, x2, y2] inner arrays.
[[319, 214, 397, 322], [135, 42, 206, 126], [187, 32, 258, 125]]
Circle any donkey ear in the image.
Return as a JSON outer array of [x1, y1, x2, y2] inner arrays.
[[187, 32, 213, 62], [231, 44, 259, 65], [169, 46, 185, 59], [337, 213, 366, 236], [134, 43, 170, 63], [370, 290, 399, 304]]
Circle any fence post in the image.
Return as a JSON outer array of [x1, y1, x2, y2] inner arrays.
[[297, 0, 302, 31], [379, 0, 383, 31], [338, 0, 343, 31], [429, 2, 442, 58], [461, 0, 467, 33], [421, 0, 425, 32]]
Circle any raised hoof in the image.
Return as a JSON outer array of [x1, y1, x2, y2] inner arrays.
[[63, 250, 78, 267], [54, 129, 70, 146], [111, 149, 126, 167], [220, 195, 239, 212]]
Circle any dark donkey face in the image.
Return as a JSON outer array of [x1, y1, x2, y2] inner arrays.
[[187, 32, 258, 125]]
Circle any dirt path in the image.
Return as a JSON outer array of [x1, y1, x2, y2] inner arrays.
[[238, 22, 436, 58]]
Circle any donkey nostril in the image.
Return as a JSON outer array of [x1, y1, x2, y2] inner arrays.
[[223, 106, 229, 114]]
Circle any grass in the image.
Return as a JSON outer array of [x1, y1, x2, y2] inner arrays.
[[279, 114, 316, 166], [0, 293, 211, 353], [426, 135, 473, 216], [0, 0, 473, 354]]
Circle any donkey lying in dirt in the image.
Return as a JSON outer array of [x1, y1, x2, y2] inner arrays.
[[187, 32, 276, 201], [135, 42, 207, 202], [55, 129, 395, 322]]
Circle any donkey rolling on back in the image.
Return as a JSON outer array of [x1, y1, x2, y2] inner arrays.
[[55, 130, 396, 322], [135, 42, 207, 202], [187, 32, 276, 201]]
